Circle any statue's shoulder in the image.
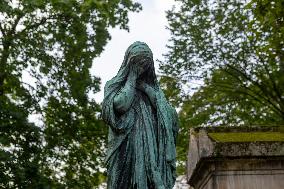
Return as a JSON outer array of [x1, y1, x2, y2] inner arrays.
[[104, 79, 114, 91], [104, 80, 110, 88], [103, 78, 119, 98]]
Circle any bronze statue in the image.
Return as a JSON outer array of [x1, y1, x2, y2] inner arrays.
[[102, 41, 179, 189]]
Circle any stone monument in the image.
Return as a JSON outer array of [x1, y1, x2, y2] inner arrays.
[[187, 126, 284, 189], [102, 41, 179, 189]]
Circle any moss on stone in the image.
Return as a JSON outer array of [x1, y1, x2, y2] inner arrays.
[[208, 132, 284, 142]]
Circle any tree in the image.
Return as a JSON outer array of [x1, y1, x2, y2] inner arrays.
[[0, 96, 44, 188], [0, 0, 141, 188], [160, 0, 284, 174]]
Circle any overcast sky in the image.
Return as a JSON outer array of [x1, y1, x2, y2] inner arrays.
[[91, 0, 176, 102]]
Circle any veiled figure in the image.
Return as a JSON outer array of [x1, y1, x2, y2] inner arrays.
[[102, 41, 179, 189]]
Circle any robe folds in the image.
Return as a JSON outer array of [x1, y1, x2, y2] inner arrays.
[[102, 41, 179, 189]]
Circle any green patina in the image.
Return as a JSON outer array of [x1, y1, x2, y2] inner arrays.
[[102, 42, 178, 189], [208, 132, 284, 142]]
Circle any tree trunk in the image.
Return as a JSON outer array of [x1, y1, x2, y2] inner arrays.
[[0, 40, 11, 96]]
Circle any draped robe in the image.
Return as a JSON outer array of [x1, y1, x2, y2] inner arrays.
[[102, 41, 179, 189]]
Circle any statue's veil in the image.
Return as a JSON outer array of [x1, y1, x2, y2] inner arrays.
[[102, 41, 159, 126]]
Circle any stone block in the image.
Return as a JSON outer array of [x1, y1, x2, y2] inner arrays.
[[187, 126, 284, 189]]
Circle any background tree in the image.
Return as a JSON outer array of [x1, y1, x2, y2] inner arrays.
[[160, 0, 284, 175], [0, 0, 141, 188]]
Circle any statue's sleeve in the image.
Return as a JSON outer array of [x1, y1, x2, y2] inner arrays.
[[102, 80, 136, 133], [113, 79, 136, 114], [156, 87, 179, 145], [141, 84, 157, 109]]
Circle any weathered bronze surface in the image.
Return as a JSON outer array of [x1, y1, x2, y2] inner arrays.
[[102, 41, 179, 189]]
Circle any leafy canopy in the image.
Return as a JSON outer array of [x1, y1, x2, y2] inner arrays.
[[161, 0, 284, 175]]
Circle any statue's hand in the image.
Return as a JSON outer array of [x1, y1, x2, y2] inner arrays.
[[137, 82, 156, 93], [137, 81, 157, 107], [136, 81, 148, 92], [128, 66, 138, 81], [129, 57, 149, 79]]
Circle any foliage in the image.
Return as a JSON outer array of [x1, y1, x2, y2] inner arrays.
[[0, 96, 46, 188], [160, 0, 284, 174], [159, 75, 182, 107], [0, 0, 141, 188]]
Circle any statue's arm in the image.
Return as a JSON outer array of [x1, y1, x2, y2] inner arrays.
[[144, 85, 157, 109], [137, 82, 157, 109], [113, 72, 137, 113]]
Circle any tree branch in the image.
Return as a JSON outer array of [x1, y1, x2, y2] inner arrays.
[[0, 14, 24, 96], [7, 14, 23, 37], [212, 81, 271, 109], [15, 17, 48, 37], [258, 55, 283, 106], [222, 65, 284, 116], [0, 24, 5, 36]]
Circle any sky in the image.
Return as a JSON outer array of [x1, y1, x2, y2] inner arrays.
[[90, 0, 176, 103]]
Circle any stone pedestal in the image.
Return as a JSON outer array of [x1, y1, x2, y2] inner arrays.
[[187, 126, 284, 189]]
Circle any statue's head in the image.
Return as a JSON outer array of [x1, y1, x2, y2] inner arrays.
[[125, 41, 154, 77], [112, 41, 157, 87], [126, 41, 153, 59]]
